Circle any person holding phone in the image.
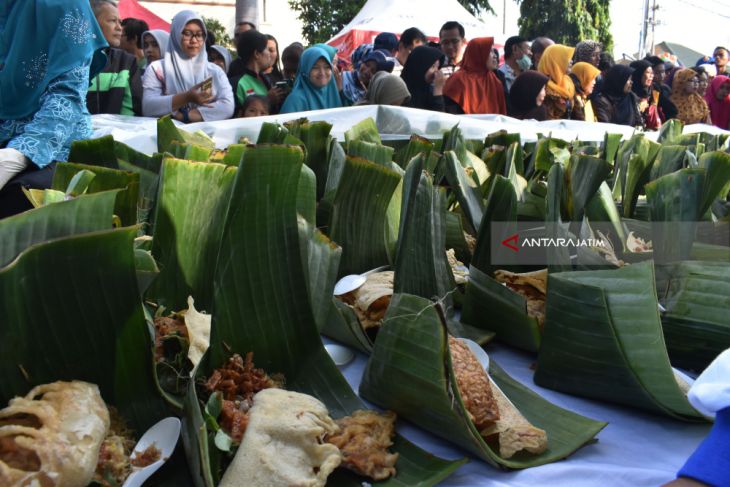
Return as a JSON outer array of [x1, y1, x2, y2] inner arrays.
[[231, 30, 286, 116], [142, 10, 234, 123], [401, 45, 447, 112]]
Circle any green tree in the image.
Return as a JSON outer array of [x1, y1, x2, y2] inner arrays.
[[517, 0, 613, 52], [288, 0, 493, 45], [203, 16, 233, 49]]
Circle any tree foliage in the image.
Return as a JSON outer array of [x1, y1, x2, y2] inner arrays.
[[289, 0, 494, 45], [203, 16, 233, 48], [517, 0, 613, 52]]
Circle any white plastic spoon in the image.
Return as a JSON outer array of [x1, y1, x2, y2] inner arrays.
[[325, 343, 356, 367], [333, 265, 390, 296], [122, 417, 181, 487]]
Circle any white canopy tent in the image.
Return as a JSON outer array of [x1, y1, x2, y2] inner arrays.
[[325, 0, 507, 61]]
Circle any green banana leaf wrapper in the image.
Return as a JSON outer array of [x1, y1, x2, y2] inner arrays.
[[535, 261, 707, 421], [656, 261, 730, 371], [181, 145, 464, 487], [360, 293, 607, 469]]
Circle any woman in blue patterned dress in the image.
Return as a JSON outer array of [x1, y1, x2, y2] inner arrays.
[[0, 0, 107, 199]]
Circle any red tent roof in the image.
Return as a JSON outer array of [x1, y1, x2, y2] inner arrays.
[[118, 0, 171, 32]]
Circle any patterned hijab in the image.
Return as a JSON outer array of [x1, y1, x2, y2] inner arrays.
[[571, 62, 600, 97], [362, 71, 411, 105], [443, 37, 506, 114], [670, 69, 710, 125], [0, 0, 107, 119], [538, 44, 576, 99], [705, 75, 730, 129], [575, 40, 602, 66], [164, 10, 213, 96], [280, 46, 342, 113]]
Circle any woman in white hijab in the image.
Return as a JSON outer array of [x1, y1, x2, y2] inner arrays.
[[142, 10, 234, 122]]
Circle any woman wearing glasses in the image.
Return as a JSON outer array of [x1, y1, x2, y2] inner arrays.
[[142, 10, 234, 123], [670, 69, 711, 126]]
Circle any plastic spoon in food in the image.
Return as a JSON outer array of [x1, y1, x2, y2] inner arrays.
[[325, 343, 356, 367], [333, 265, 390, 296], [122, 417, 181, 487]]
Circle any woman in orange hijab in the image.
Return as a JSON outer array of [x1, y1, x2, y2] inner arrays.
[[570, 61, 601, 122], [443, 37, 506, 114], [670, 69, 711, 125], [537, 44, 578, 120]]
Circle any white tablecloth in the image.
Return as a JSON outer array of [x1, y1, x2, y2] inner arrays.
[[328, 338, 711, 487]]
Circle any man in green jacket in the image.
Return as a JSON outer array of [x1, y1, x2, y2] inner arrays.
[[88, 0, 142, 116]]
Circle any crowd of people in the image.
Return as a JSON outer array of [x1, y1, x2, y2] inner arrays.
[[3, 0, 730, 199]]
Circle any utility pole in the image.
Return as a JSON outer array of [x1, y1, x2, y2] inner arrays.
[[648, 0, 659, 56], [503, 0, 507, 35], [236, 0, 258, 26], [638, 0, 650, 59]]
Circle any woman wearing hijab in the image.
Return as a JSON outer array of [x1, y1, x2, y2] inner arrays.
[[628, 59, 665, 130], [0, 0, 107, 203], [670, 69, 711, 125], [570, 62, 601, 122], [593, 65, 642, 126], [574, 40, 602, 67], [142, 30, 170, 67], [508, 71, 549, 121], [341, 43, 373, 105], [357, 72, 411, 106], [443, 37, 506, 115], [705, 75, 730, 129], [401, 45, 446, 111], [279, 46, 343, 113], [538, 44, 579, 120], [208, 45, 232, 74], [142, 10, 234, 123]]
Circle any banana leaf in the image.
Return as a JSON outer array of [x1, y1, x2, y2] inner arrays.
[[322, 299, 375, 353], [471, 175, 518, 276], [284, 119, 333, 198], [167, 141, 215, 162], [328, 156, 402, 276], [147, 158, 237, 310], [602, 132, 622, 164], [461, 266, 542, 352], [657, 119, 684, 144], [691, 242, 730, 261], [157, 115, 215, 153], [444, 211, 473, 266], [645, 168, 704, 263], [344, 117, 381, 145], [698, 151, 730, 218], [297, 164, 317, 224], [650, 146, 687, 181], [182, 144, 463, 487], [484, 130, 521, 149], [535, 261, 705, 420], [622, 154, 652, 218], [361, 293, 607, 468], [656, 261, 730, 371], [0, 190, 117, 267], [505, 141, 525, 177], [533, 136, 570, 173], [441, 124, 469, 166], [394, 134, 434, 168], [317, 137, 347, 230], [348, 139, 394, 166], [545, 163, 572, 271], [443, 151, 484, 233], [584, 182, 628, 251], [300, 217, 342, 331], [565, 154, 612, 222], [53, 162, 140, 227], [0, 227, 168, 432], [67, 134, 118, 169], [256, 121, 289, 143], [394, 155, 455, 301]]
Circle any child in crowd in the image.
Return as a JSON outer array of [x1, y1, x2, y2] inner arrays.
[[241, 95, 270, 117]]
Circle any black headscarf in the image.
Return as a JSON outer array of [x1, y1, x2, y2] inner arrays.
[[509, 70, 549, 120], [602, 65, 639, 126], [401, 46, 444, 109], [630, 60, 653, 99]]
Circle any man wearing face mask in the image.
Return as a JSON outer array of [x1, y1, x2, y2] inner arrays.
[[498, 36, 532, 93]]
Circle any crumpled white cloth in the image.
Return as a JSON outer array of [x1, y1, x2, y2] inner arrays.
[[0, 148, 29, 191], [688, 349, 730, 418]]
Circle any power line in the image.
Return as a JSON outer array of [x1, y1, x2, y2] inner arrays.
[[674, 0, 730, 19]]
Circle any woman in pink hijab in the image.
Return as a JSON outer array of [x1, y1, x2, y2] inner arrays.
[[705, 75, 730, 129]]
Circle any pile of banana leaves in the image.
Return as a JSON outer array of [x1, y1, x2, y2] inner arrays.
[[1, 114, 728, 486]]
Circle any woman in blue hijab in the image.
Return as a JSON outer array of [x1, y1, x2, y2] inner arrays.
[[280, 46, 343, 114], [0, 0, 107, 197]]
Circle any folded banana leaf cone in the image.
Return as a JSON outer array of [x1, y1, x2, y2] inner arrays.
[[535, 261, 708, 421], [360, 293, 607, 469], [656, 261, 730, 371], [182, 145, 464, 487]]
